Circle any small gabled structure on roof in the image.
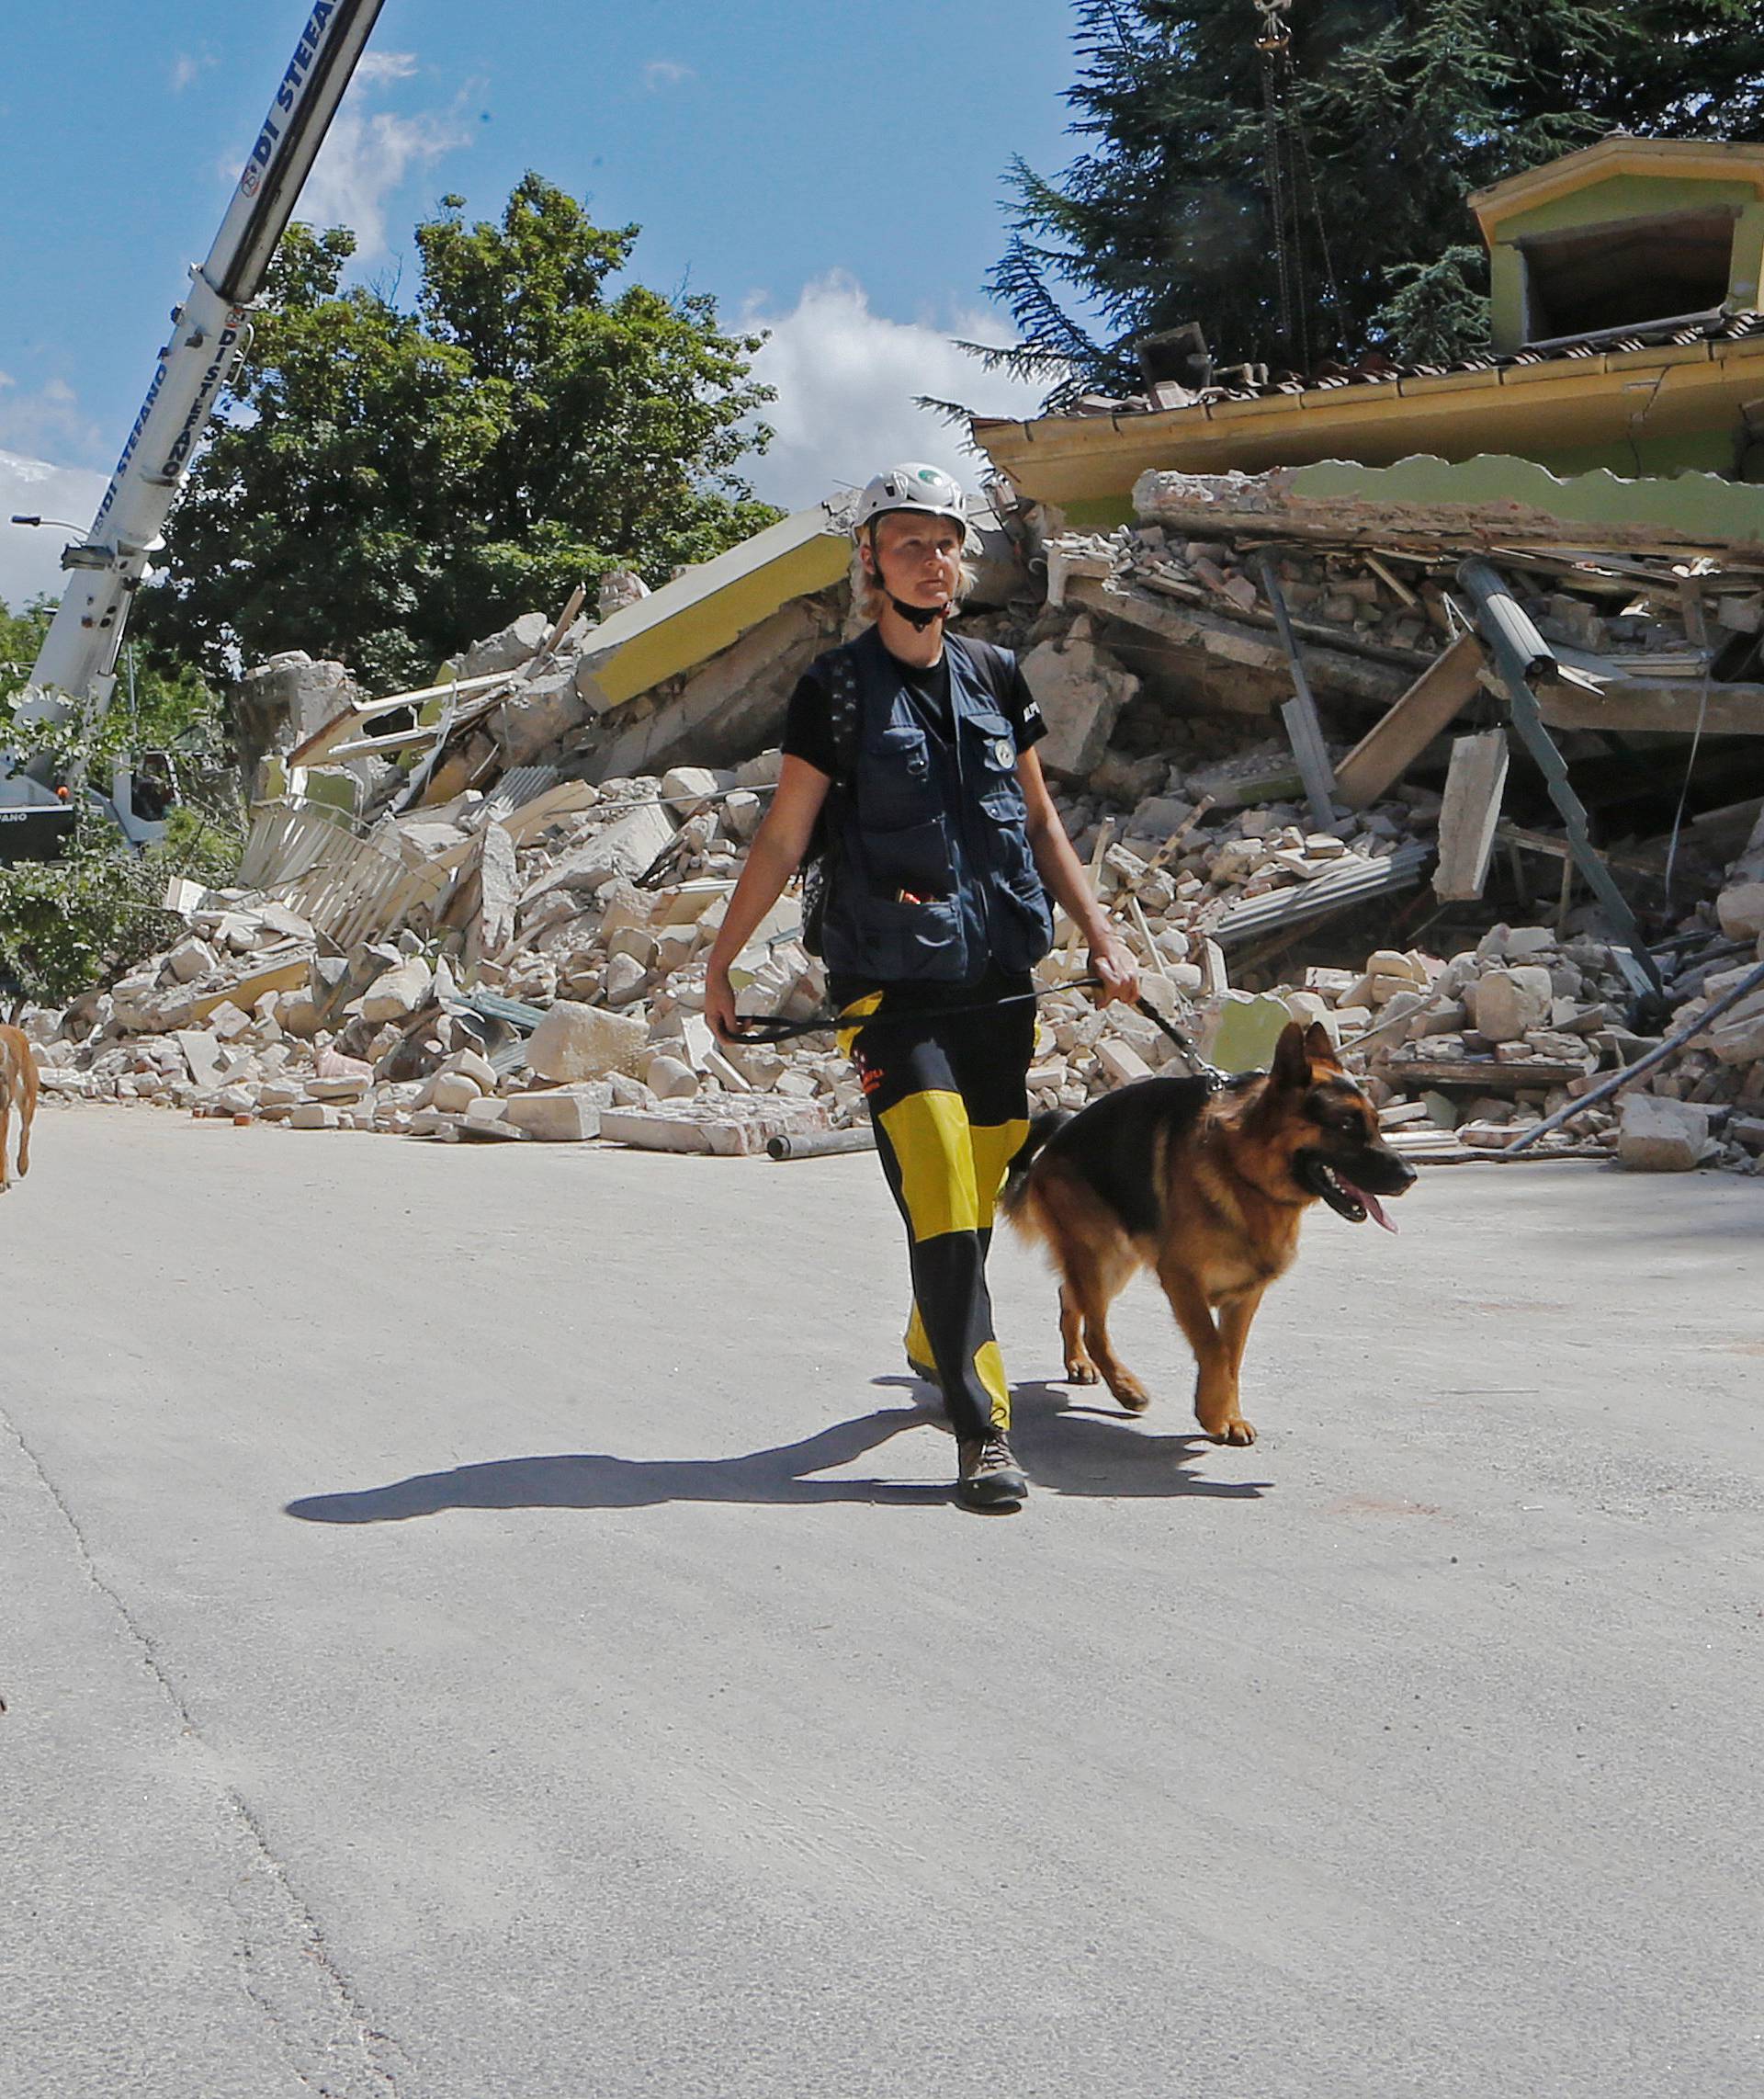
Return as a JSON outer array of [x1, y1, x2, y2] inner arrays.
[[1472, 134, 1764, 354], [972, 137, 1764, 527]]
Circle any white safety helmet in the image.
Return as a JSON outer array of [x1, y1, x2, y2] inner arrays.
[[852, 462, 969, 540]]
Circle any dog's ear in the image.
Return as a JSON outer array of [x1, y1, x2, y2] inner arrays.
[[1304, 1020, 1340, 1069], [1272, 1020, 1312, 1089]]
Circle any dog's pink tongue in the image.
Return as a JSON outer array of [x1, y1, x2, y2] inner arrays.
[[1351, 1181, 1398, 1233]]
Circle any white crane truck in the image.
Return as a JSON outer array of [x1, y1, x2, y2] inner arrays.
[[1, 0, 387, 862]]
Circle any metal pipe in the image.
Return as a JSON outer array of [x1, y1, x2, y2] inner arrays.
[[1253, 551, 1339, 833], [1456, 559, 1666, 1006], [766, 1128, 877, 1162]]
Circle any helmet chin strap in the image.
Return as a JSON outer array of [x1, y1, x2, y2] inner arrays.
[[888, 594, 952, 632]]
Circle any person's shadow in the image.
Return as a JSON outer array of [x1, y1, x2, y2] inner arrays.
[[285, 1379, 1265, 1526], [888, 1375, 1270, 1501]]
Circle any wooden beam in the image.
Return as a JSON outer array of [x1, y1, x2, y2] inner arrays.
[[1333, 631, 1487, 808], [1535, 675, 1764, 736], [1433, 730, 1510, 901]]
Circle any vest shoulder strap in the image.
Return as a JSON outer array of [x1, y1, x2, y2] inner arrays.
[[823, 645, 862, 792], [947, 635, 1017, 712]]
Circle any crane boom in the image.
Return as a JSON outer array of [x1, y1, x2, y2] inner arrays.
[[16, 0, 387, 740]]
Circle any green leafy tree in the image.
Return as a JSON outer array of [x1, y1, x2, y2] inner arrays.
[[989, 0, 1764, 398], [141, 176, 781, 692], [1, 598, 241, 1004]]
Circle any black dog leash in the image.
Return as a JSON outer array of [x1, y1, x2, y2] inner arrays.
[[729, 975, 1228, 1087]]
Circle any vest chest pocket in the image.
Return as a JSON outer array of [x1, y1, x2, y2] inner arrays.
[[860, 722, 938, 831], [965, 709, 1025, 820]]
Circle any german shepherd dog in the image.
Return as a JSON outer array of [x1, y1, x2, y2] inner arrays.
[[0, 1023, 38, 1193], [1002, 1020, 1415, 1445]]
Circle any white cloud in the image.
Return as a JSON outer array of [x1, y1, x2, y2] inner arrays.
[[356, 51, 420, 85], [0, 451, 109, 613], [296, 64, 475, 263], [0, 377, 107, 471], [643, 59, 695, 90], [740, 274, 1053, 513], [171, 51, 215, 93]]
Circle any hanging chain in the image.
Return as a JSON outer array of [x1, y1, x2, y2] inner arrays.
[[1251, 1, 1304, 369]]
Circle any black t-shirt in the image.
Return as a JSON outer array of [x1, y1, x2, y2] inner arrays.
[[782, 634, 1046, 778]]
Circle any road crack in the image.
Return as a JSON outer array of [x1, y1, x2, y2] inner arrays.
[[0, 1406, 410, 2097]]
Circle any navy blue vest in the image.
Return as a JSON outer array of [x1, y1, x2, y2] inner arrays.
[[814, 627, 1055, 986]]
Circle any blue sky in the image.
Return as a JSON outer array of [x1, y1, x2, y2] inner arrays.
[[0, 0, 1086, 607]]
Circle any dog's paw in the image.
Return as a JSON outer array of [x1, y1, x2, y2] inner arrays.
[[1209, 1417, 1257, 1446], [1110, 1380, 1151, 1415], [1064, 1357, 1099, 1386]]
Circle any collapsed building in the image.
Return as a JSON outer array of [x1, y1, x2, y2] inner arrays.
[[19, 135, 1764, 1177]]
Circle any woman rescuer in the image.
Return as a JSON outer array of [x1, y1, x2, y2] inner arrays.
[[706, 463, 1138, 1512]]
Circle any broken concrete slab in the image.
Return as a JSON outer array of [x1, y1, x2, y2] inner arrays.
[[502, 1089, 605, 1140], [523, 801, 678, 899], [1433, 730, 1510, 902], [525, 1002, 650, 1083], [1021, 632, 1140, 778], [1618, 1094, 1712, 1171]]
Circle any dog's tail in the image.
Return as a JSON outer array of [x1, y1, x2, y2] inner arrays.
[[1000, 1109, 1069, 1225]]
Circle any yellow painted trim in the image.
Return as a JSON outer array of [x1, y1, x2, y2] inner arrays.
[[571, 506, 852, 712], [190, 958, 309, 1022], [973, 334, 1764, 506], [1472, 138, 1764, 234], [593, 534, 849, 707]]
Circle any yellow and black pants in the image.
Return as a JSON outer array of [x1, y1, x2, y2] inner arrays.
[[839, 977, 1035, 1444]]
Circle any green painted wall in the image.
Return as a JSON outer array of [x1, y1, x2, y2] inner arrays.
[[1527, 429, 1738, 481], [1289, 452, 1764, 543], [1493, 173, 1758, 244], [1063, 495, 1136, 532]]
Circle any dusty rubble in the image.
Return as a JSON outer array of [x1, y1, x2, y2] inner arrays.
[[19, 470, 1764, 1175]]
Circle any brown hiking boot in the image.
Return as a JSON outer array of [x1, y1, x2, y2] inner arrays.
[[956, 1431, 1027, 1509]]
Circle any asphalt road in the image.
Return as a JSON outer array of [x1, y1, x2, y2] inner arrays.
[[4, 1104, 1761, 2098]]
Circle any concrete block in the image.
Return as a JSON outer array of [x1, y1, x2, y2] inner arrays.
[[1468, 967, 1553, 1044], [460, 610, 550, 677], [288, 1103, 343, 1130], [526, 1000, 650, 1082], [1716, 881, 1764, 941], [645, 1053, 700, 1100], [1020, 635, 1140, 779], [1095, 1039, 1154, 1087], [175, 1029, 230, 1091], [207, 1000, 253, 1041], [1618, 1094, 1712, 1172], [1205, 992, 1294, 1074], [164, 937, 220, 984], [306, 1075, 370, 1101], [502, 1091, 602, 1141], [429, 1072, 481, 1114], [1709, 1004, 1764, 1066], [661, 766, 722, 813], [359, 956, 433, 1023]]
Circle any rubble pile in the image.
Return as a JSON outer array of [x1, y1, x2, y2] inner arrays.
[[21, 456, 1764, 1179]]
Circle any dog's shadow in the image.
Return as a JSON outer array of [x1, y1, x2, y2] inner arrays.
[[285, 1379, 1265, 1526], [876, 1375, 1268, 1501]]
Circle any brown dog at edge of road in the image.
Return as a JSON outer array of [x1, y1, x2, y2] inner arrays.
[[0, 1024, 39, 1193], [1001, 1019, 1417, 1447]]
